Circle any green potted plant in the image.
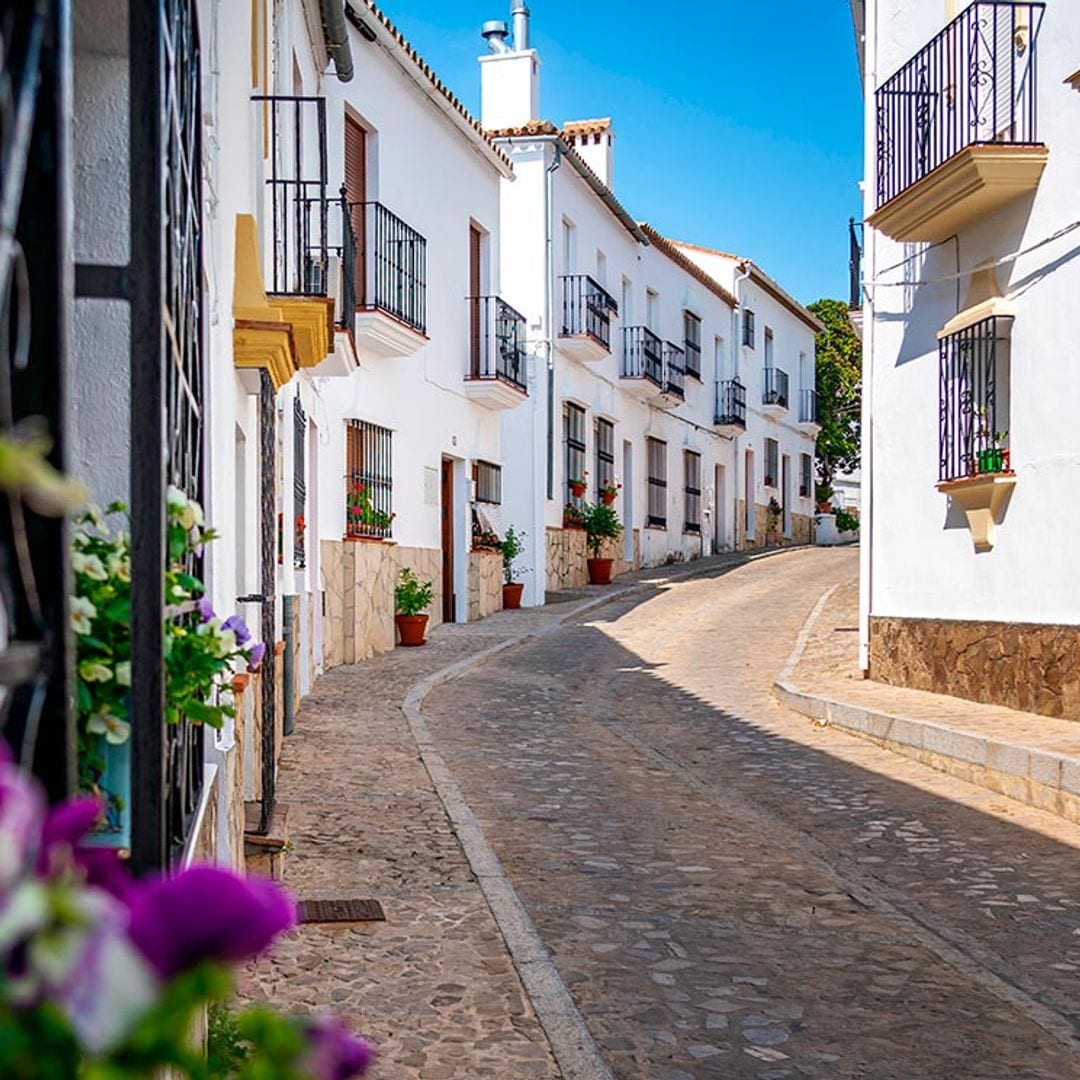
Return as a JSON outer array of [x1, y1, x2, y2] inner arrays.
[[976, 430, 1010, 475], [581, 501, 623, 585], [562, 502, 585, 530], [766, 496, 782, 546], [394, 567, 435, 647], [500, 526, 526, 609], [599, 479, 621, 506]]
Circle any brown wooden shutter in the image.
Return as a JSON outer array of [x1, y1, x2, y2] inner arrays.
[[345, 117, 367, 304], [469, 226, 482, 377]]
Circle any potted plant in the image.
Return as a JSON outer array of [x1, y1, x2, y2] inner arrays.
[[766, 496, 782, 546], [394, 567, 434, 647], [500, 525, 526, 609], [581, 501, 623, 585], [568, 471, 588, 499], [976, 430, 1010, 475], [815, 482, 833, 513], [562, 502, 586, 530], [599, 479, 621, 506], [346, 480, 395, 539]]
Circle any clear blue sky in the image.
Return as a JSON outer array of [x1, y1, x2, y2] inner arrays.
[[385, 1, 864, 305]]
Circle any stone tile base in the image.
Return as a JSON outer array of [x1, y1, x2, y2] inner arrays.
[[545, 527, 639, 592], [467, 549, 502, 621], [736, 501, 813, 549], [870, 616, 1080, 721]]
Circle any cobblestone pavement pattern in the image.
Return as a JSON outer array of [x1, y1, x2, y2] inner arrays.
[[422, 547, 1080, 1079]]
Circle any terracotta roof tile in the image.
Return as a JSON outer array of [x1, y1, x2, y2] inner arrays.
[[639, 225, 738, 308], [562, 117, 612, 137], [485, 120, 561, 138]]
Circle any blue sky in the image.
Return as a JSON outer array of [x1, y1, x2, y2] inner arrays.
[[385, 1, 864, 305]]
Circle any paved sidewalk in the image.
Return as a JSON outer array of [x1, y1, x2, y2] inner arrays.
[[777, 577, 1080, 825]]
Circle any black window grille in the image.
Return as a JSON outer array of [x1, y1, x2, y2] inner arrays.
[[474, 460, 502, 505], [764, 367, 790, 409], [715, 378, 747, 428], [595, 418, 615, 499], [938, 316, 1011, 482], [646, 437, 667, 528], [350, 201, 427, 333], [560, 274, 618, 349], [849, 218, 864, 310], [663, 341, 686, 400], [742, 309, 756, 348], [622, 326, 664, 386], [800, 453, 813, 498], [684, 451, 702, 534], [293, 396, 307, 569], [469, 295, 527, 392], [875, 2, 1044, 209], [683, 311, 702, 379], [764, 438, 779, 488], [346, 420, 393, 538], [800, 388, 819, 424], [564, 403, 587, 508]]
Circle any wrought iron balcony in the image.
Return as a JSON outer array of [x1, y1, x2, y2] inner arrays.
[[663, 341, 685, 401], [849, 218, 863, 311], [465, 296, 528, 409], [871, 2, 1046, 241], [560, 274, 618, 357], [622, 326, 664, 387], [715, 378, 747, 430], [763, 367, 789, 410], [799, 388, 819, 425], [350, 201, 427, 334]]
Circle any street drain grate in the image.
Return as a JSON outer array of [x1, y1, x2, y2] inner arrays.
[[298, 899, 386, 924]]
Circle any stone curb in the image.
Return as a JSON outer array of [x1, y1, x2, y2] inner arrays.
[[774, 589, 1080, 827], [400, 545, 806, 1079]]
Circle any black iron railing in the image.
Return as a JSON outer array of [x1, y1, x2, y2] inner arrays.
[[663, 342, 686, 400], [293, 396, 307, 570], [800, 388, 819, 424], [849, 218, 863, 310], [346, 419, 393, 539], [622, 326, 663, 386], [349, 201, 426, 334], [875, 2, 1044, 208], [468, 296, 527, 392], [763, 367, 789, 409], [715, 379, 747, 428], [561, 274, 618, 349], [939, 315, 1010, 482]]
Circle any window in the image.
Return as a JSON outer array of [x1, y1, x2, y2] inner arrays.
[[646, 437, 667, 528], [646, 288, 659, 331], [293, 397, 307, 569], [938, 316, 1011, 482], [684, 451, 702, 534], [621, 277, 634, 323], [596, 249, 607, 286], [799, 453, 813, 498], [764, 327, 774, 368], [742, 309, 756, 348], [346, 419, 393, 539], [764, 438, 779, 488], [683, 311, 702, 379], [564, 402, 587, 507], [562, 217, 576, 273], [473, 460, 502, 505], [595, 418, 615, 499], [714, 335, 725, 381]]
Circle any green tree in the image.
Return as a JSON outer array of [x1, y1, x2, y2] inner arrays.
[[808, 298, 862, 495]]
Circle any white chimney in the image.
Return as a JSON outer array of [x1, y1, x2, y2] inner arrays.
[[563, 119, 614, 189], [479, 5, 540, 130]]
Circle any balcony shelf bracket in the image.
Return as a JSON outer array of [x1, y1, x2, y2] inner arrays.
[[937, 473, 1017, 552]]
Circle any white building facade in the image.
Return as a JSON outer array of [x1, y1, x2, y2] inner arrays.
[[854, 0, 1080, 718]]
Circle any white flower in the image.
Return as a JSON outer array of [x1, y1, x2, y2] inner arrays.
[[106, 552, 130, 582], [86, 713, 131, 746], [114, 661, 131, 687], [70, 596, 96, 635], [79, 661, 112, 684], [214, 628, 237, 659], [72, 551, 108, 581], [167, 485, 203, 532]]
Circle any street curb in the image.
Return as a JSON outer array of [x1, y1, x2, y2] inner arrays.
[[773, 588, 1080, 828], [400, 545, 807, 1079]]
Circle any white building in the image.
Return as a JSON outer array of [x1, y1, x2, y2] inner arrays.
[[853, 0, 1080, 718], [480, 10, 821, 603]]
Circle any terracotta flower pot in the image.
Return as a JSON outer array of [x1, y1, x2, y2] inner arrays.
[[502, 582, 524, 610], [600, 491, 617, 506], [587, 557, 614, 585], [569, 481, 586, 498], [395, 613, 428, 647], [816, 501, 832, 514]]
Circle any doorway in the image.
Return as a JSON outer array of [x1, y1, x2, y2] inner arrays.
[[622, 439, 634, 562], [782, 455, 792, 539], [441, 458, 455, 623], [744, 448, 755, 542], [714, 463, 726, 551]]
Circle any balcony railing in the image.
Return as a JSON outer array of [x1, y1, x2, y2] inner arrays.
[[849, 218, 863, 310], [468, 296, 528, 392], [800, 388, 819, 424], [561, 274, 618, 350], [350, 201, 427, 334], [763, 367, 789, 409], [622, 326, 664, 386], [875, 2, 1044, 208], [663, 341, 685, 400], [715, 378, 747, 427], [287, 189, 357, 330]]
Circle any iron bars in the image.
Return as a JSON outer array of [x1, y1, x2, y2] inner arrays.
[[468, 296, 527, 391], [345, 420, 393, 539], [849, 218, 863, 310], [663, 342, 686, 401], [800, 388, 819, 424], [763, 367, 789, 409], [715, 378, 747, 428], [875, 2, 1044, 208], [560, 274, 618, 350], [622, 326, 664, 387], [293, 396, 307, 570], [350, 201, 426, 333]]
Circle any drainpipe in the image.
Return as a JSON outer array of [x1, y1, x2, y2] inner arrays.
[[731, 263, 752, 547], [321, 0, 354, 82], [545, 143, 563, 504], [282, 595, 296, 735]]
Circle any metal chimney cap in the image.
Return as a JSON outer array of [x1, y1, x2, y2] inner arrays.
[[481, 19, 510, 38]]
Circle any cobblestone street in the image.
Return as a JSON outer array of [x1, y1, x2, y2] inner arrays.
[[246, 547, 1080, 1078]]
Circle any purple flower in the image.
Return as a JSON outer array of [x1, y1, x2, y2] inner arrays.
[[247, 641, 267, 672], [196, 596, 216, 622], [126, 865, 295, 978], [303, 1016, 375, 1079], [36, 796, 133, 899], [0, 760, 45, 895], [222, 615, 251, 646]]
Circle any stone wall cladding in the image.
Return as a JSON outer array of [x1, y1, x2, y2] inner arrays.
[[468, 550, 503, 622], [545, 527, 639, 592], [870, 616, 1080, 721], [735, 502, 811, 550]]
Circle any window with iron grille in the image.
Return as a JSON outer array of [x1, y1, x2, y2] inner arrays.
[[799, 453, 813, 498], [345, 420, 393, 538], [742, 309, 756, 348], [564, 402, 587, 507], [683, 311, 702, 380], [684, 451, 702, 534], [293, 397, 307, 569], [938, 316, 1011, 483], [764, 438, 779, 488], [646, 437, 667, 528], [595, 417, 615, 499], [473, 460, 502, 505]]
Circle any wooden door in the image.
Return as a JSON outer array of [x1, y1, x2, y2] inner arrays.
[[441, 459, 455, 623], [469, 226, 482, 376], [344, 116, 366, 305]]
